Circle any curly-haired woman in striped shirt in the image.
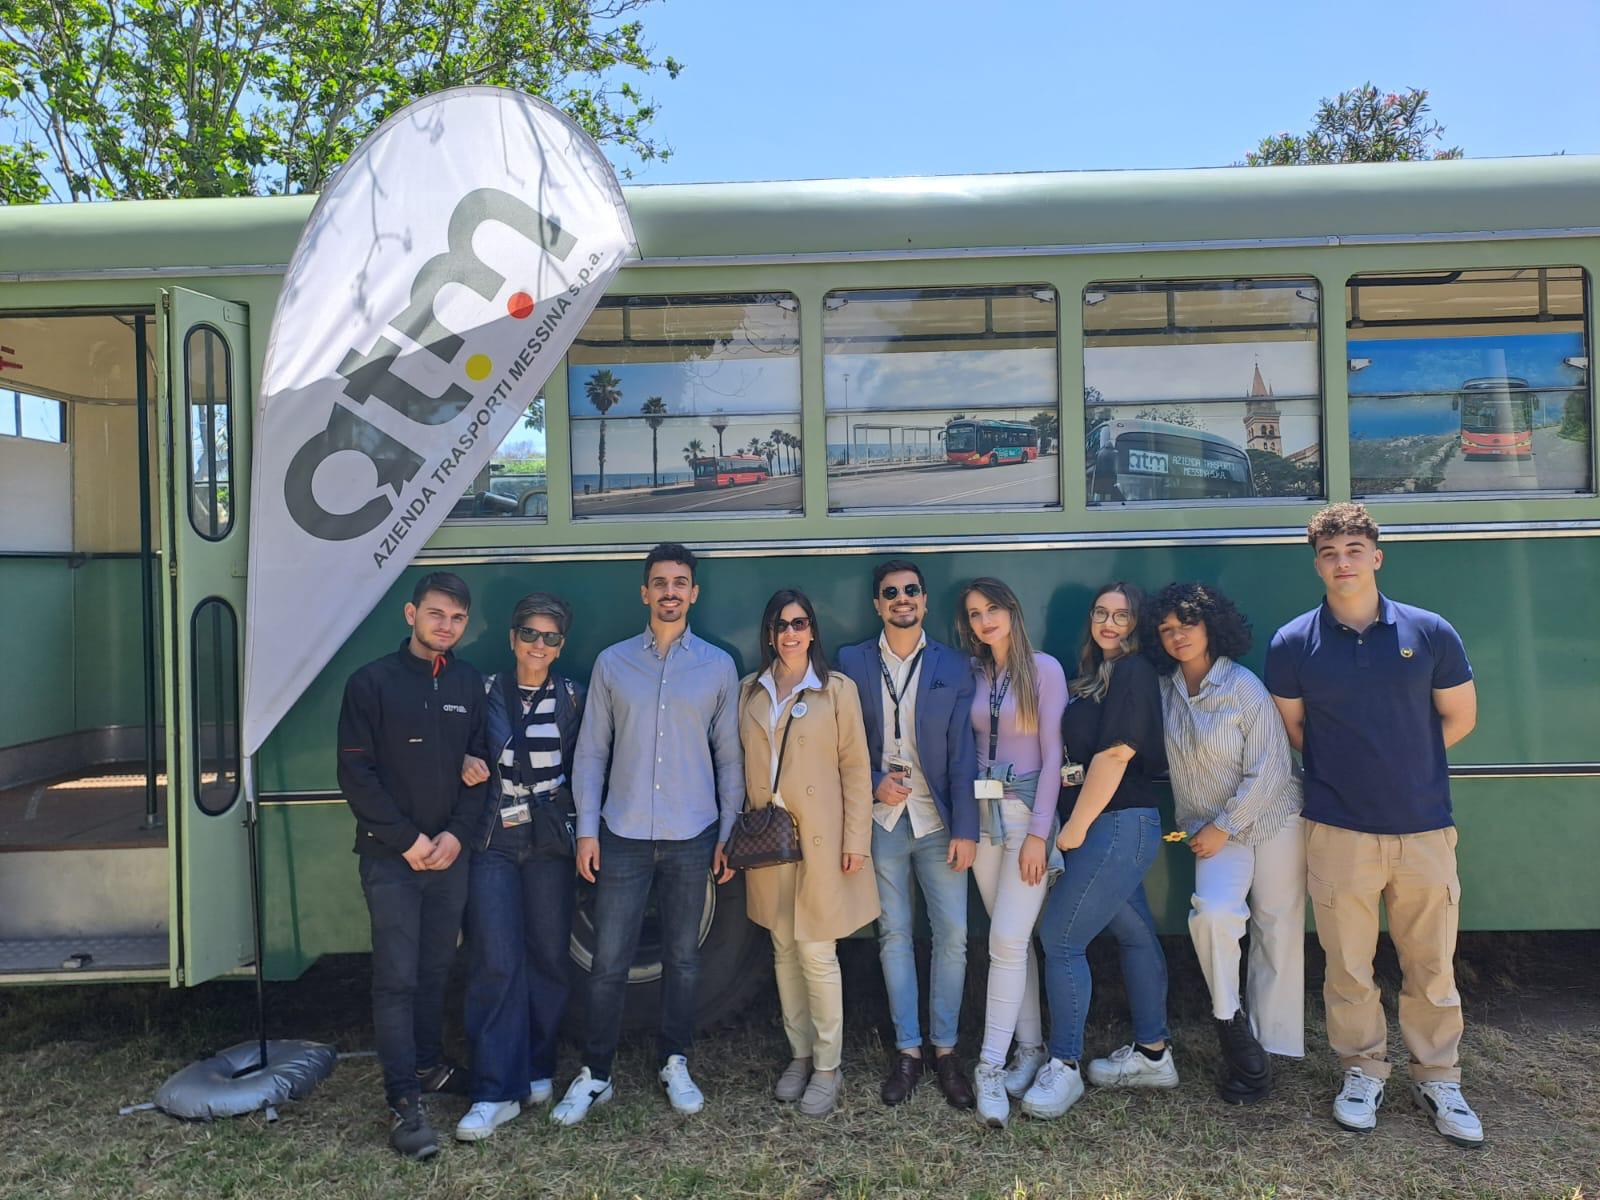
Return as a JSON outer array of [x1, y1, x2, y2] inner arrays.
[[1151, 581, 1304, 1106]]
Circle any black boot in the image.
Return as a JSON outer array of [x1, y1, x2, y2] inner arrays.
[[1215, 1011, 1271, 1105], [388, 1094, 440, 1160]]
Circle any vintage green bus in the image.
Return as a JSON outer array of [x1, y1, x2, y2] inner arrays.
[[2, 158, 1595, 1027]]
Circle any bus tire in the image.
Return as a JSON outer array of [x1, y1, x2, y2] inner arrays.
[[562, 867, 772, 1040]]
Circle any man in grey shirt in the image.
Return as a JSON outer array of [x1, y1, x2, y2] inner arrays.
[[552, 543, 744, 1126]]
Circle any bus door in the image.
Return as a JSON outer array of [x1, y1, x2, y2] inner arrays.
[[155, 287, 253, 986]]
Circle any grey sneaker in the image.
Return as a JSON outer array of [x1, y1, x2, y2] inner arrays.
[[975, 1061, 1011, 1128], [1086, 1044, 1180, 1089], [388, 1094, 440, 1160], [1003, 1043, 1049, 1099], [1413, 1080, 1483, 1147], [1332, 1067, 1385, 1132], [775, 1057, 812, 1103]]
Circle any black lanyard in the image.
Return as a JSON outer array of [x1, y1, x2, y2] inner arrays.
[[771, 689, 807, 792], [877, 647, 924, 743], [987, 669, 1012, 765]]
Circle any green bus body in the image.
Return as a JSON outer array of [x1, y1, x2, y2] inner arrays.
[[2, 156, 1596, 989]]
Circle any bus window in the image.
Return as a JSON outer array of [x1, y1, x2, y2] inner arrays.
[[1346, 267, 1592, 496], [565, 294, 801, 519], [1083, 277, 1323, 505], [184, 325, 232, 539], [823, 284, 1059, 512], [446, 394, 548, 522]]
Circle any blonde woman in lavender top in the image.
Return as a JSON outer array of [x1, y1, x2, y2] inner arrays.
[[956, 577, 1068, 1128], [1152, 581, 1304, 1106]]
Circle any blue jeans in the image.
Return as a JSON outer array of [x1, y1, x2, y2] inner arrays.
[[1038, 807, 1169, 1064], [872, 817, 969, 1050], [463, 836, 576, 1102], [359, 852, 470, 1105], [582, 821, 717, 1080]]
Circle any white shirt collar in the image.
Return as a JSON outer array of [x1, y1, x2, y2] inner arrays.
[[878, 629, 928, 666], [758, 663, 823, 708]]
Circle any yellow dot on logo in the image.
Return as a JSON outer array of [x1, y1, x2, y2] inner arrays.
[[465, 354, 493, 381]]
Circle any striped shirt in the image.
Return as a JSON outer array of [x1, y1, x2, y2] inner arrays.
[[499, 682, 565, 800], [1159, 656, 1301, 846]]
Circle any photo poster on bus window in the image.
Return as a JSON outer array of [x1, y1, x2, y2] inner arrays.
[[1346, 332, 1591, 496], [569, 305, 806, 518], [823, 347, 1060, 511], [1082, 341, 1323, 505]]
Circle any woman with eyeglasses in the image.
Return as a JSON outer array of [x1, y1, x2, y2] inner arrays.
[[453, 592, 586, 1142], [1152, 581, 1303, 1105], [956, 577, 1068, 1128], [1022, 582, 1174, 1120], [737, 588, 879, 1118]]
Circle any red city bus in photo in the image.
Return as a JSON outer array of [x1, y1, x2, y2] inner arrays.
[[943, 418, 1040, 466], [691, 454, 771, 488], [1455, 376, 1535, 460]]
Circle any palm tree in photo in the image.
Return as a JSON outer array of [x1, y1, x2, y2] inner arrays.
[[682, 438, 707, 476], [760, 438, 778, 476], [770, 428, 789, 474], [585, 369, 623, 492], [786, 430, 802, 476], [642, 395, 669, 486]]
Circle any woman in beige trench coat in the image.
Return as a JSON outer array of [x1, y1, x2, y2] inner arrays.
[[738, 587, 879, 1117]]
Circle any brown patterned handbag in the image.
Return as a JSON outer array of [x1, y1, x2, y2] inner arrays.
[[724, 689, 806, 870]]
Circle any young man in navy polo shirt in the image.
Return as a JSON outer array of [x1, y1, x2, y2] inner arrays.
[[1265, 503, 1482, 1147]]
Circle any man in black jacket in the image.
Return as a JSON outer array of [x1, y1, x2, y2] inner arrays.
[[337, 571, 489, 1160]]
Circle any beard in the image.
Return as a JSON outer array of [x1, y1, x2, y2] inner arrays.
[[887, 611, 921, 628], [653, 603, 686, 624]]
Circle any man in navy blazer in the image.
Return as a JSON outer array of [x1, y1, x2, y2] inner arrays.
[[837, 558, 978, 1110]]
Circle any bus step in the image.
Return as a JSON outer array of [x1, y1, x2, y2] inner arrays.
[[0, 934, 168, 980]]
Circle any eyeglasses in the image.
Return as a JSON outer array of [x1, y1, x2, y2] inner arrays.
[[879, 584, 924, 601], [514, 626, 566, 647], [1091, 607, 1133, 628], [773, 616, 812, 633]]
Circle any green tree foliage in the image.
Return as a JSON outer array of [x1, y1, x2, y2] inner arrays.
[[1029, 409, 1057, 453], [0, 0, 681, 203], [1247, 84, 1462, 166]]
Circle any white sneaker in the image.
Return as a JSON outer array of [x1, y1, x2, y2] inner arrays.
[[658, 1054, 705, 1115], [527, 1078, 553, 1106], [1019, 1057, 1085, 1120], [1086, 1044, 1180, 1089], [974, 1062, 1010, 1128], [1003, 1043, 1049, 1099], [550, 1068, 614, 1127], [454, 1099, 520, 1141], [1413, 1080, 1484, 1146], [1332, 1067, 1385, 1132]]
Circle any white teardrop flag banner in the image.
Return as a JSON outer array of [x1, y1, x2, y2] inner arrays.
[[242, 87, 636, 756]]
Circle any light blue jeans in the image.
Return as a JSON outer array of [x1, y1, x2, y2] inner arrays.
[[1038, 806, 1170, 1064], [872, 817, 969, 1051]]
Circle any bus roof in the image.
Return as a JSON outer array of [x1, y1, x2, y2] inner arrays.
[[3, 156, 1599, 276], [1100, 417, 1251, 450]]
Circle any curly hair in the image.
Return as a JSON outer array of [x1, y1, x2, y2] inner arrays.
[[1146, 581, 1253, 674], [1306, 502, 1380, 547]]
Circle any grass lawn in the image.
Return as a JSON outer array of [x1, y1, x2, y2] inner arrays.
[[1, 933, 1595, 1199]]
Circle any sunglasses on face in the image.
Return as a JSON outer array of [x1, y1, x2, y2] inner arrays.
[[773, 616, 812, 634], [514, 626, 566, 647], [879, 584, 924, 601], [1091, 607, 1133, 629]]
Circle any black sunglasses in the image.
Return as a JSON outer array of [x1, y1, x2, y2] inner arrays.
[[879, 583, 924, 600], [773, 616, 812, 633], [514, 626, 566, 647]]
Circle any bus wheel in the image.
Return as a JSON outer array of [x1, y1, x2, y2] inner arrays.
[[563, 867, 771, 1038]]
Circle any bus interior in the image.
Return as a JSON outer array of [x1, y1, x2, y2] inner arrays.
[[0, 310, 170, 980]]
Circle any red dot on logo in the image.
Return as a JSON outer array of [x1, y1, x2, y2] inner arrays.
[[508, 292, 535, 320]]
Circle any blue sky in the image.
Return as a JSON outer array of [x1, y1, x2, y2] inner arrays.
[[609, 0, 1600, 183]]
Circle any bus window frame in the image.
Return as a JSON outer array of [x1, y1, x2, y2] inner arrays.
[[182, 322, 233, 542]]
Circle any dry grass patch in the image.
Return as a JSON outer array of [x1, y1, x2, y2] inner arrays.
[[0, 934, 1595, 1199]]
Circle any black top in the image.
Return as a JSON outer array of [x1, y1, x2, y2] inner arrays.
[[1060, 653, 1166, 820], [336, 641, 490, 857]]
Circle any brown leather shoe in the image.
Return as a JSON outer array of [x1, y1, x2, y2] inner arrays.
[[934, 1053, 975, 1110], [880, 1052, 923, 1105]]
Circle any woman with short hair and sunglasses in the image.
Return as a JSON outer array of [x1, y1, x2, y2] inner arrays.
[[737, 588, 879, 1118], [1151, 581, 1303, 1105], [453, 592, 586, 1142], [955, 577, 1067, 1128], [1023, 582, 1174, 1120]]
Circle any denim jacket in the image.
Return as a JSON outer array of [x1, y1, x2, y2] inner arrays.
[[476, 670, 586, 850]]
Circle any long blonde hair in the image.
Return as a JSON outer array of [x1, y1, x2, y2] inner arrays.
[[955, 577, 1039, 734], [1071, 581, 1146, 703]]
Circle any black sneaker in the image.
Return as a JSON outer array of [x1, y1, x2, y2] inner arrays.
[[416, 1061, 469, 1096], [388, 1094, 440, 1161]]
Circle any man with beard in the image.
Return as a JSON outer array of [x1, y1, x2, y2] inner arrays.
[[337, 571, 490, 1159], [554, 543, 745, 1126], [837, 559, 979, 1109]]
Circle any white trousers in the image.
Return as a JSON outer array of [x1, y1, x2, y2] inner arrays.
[[1188, 814, 1306, 1057], [771, 930, 844, 1071], [971, 796, 1047, 1067]]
